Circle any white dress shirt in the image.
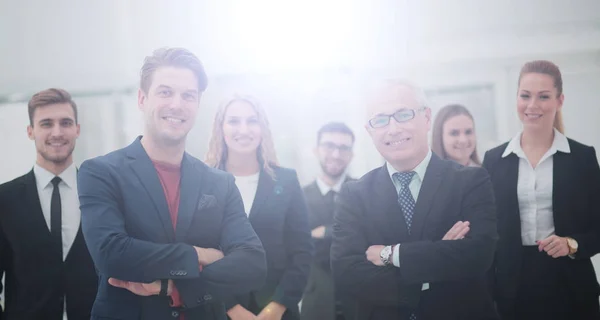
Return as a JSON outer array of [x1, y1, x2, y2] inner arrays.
[[387, 150, 432, 291], [315, 173, 346, 196], [233, 172, 260, 216], [34, 163, 81, 261], [502, 128, 570, 246], [33, 162, 81, 320]]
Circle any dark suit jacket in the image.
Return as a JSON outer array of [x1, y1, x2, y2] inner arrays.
[[228, 166, 312, 317], [331, 153, 499, 320], [0, 170, 98, 320], [77, 137, 267, 320], [301, 177, 354, 320], [303, 176, 355, 272], [483, 138, 600, 317]]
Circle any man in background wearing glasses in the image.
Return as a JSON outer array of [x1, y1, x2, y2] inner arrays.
[[330, 79, 499, 320], [301, 122, 355, 320]]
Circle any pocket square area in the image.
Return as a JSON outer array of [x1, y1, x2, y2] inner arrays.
[[197, 194, 217, 210]]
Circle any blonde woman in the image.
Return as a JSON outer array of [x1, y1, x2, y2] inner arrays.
[[206, 95, 312, 320], [483, 60, 600, 319]]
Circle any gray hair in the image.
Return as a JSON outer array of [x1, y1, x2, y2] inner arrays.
[[363, 78, 429, 120]]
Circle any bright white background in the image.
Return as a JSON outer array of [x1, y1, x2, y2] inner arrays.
[[1, 0, 600, 301]]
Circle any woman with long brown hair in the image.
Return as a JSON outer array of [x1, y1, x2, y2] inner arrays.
[[483, 60, 600, 319], [431, 104, 481, 167], [206, 94, 312, 320]]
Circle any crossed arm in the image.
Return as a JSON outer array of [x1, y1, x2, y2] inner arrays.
[[78, 159, 266, 309], [331, 168, 498, 308]]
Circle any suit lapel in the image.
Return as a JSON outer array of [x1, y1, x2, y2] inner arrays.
[[249, 170, 275, 221], [552, 150, 570, 233], [127, 139, 175, 241], [175, 154, 204, 242], [499, 153, 521, 238], [374, 166, 410, 241], [410, 154, 445, 241], [22, 170, 53, 239]]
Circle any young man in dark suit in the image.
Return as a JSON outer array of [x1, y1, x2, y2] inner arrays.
[[330, 79, 499, 320], [0, 88, 98, 320], [77, 47, 267, 320], [301, 122, 355, 320]]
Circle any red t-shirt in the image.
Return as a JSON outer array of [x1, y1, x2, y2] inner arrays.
[[153, 160, 184, 316]]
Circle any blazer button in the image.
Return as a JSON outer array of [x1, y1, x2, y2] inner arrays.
[[171, 311, 179, 317], [203, 294, 212, 301]]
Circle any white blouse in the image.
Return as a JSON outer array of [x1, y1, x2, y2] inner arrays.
[[233, 172, 260, 216], [501, 129, 571, 246]]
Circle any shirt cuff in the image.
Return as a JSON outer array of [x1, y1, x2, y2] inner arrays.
[[393, 244, 400, 267]]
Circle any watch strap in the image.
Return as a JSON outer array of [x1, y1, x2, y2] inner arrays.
[[159, 279, 168, 296]]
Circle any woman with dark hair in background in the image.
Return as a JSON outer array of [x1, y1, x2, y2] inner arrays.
[[205, 94, 312, 320], [431, 104, 481, 167], [483, 60, 600, 319]]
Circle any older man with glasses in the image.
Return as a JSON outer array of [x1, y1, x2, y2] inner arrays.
[[330, 79, 500, 320]]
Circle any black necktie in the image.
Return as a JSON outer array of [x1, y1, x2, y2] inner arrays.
[[325, 190, 336, 207], [51, 176, 63, 261]]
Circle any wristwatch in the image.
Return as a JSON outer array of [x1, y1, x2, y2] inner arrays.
[[566, 237, 578, 256], [380, 245, 393, 266]]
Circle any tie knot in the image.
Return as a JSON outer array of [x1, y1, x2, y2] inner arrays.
[[393, 171, 415, 187], [51, 176, 62, 187]]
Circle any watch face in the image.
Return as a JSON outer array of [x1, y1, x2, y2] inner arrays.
[[380, 246, 391, 264], [568, 238, 578, 249]]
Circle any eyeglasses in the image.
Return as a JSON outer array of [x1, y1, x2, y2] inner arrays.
[[319, 142, 353, 155], [368, 106, 427, 128]]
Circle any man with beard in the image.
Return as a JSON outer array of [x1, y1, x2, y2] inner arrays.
[[0, 88, 98, 320], [77, 47, 266, 320], [300, 122, 354, 320]]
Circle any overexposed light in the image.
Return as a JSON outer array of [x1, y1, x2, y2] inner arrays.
[[226, 0, 357, 72]]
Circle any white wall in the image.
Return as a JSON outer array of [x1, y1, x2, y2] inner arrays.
[[2, 0, 600, 302]]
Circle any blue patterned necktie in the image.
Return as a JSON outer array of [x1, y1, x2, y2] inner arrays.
[[393, 171, 416, 232], [393, 171, 417, 320]]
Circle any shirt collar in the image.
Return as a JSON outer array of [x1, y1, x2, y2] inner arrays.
[[502, 128, 570, 158], [387, 149, 432, 183], [34, 162, 78, 189], [316, 173, 346, 196]]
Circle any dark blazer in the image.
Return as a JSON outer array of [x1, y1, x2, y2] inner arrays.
[[0, 170, 98, 320], [331, 153, 499, 320], [77, 137, 267, 320], [303, 176, 355, 272], [228, 166, 312, 318], [483, 138, 600, 317], [301, 177, 354, 320]]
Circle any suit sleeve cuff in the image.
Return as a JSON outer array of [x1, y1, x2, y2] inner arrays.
[[393, 244, 400, 267]]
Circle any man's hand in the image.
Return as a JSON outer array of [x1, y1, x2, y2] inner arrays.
[[227, 304, 257, 320], [194, 247, 224, 266], [537, 235, 570, 258], [108, 278, 172, 296], [442, 221, 470, 240], [257, 301, 286, 320], [366, 245, 385, 266], [311, 226, 326, 239]]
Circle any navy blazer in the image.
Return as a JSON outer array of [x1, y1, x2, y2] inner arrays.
[[229, 166, 313, 315], [77, 137, 267, 320]]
